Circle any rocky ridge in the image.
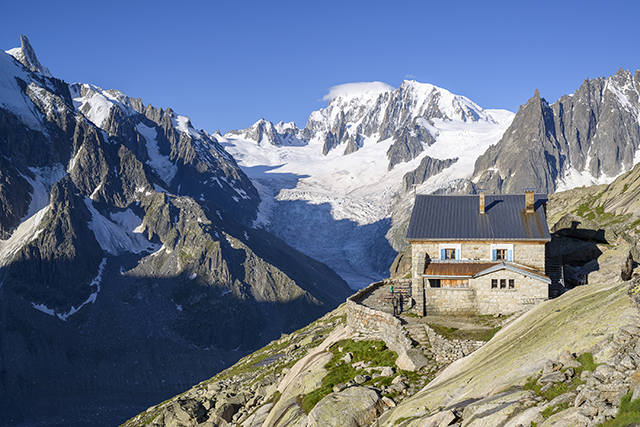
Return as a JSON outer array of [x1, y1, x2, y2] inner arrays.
[[472, 68, 640, 195], [0, 37, 351, 425], [226, 80, 492, 174]]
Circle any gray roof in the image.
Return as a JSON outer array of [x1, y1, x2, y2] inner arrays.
[[406, 194, 551, 241]]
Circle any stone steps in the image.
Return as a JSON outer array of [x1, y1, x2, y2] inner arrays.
[[404, 324, 430, 346]]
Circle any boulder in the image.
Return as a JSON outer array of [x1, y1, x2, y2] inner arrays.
[[539, 407, 590, 426], [538, 371, 566, 385], [306, 386, 382, 427], [503, 407, 543, 427], [396, 349, 430, 371]]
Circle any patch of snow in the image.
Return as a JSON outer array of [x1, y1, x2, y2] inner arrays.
[[136, 123, 178, 185], [153, 183, 168, 193], [90, 182, 103, 201], [0, 50, 43, 131], [188, 272, 197, 280], [176, 304, 183, 312], [68, 146, 83, 172], [555, 167, 616, 192], [0, 205, 49, 267], [84, 198, 159, 255], [244, 231, 249, 240]]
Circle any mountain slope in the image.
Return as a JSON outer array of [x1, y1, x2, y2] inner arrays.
[[473, 68, 640, 194], [221, 83, 514, 288], [0, 36, 351, 426]]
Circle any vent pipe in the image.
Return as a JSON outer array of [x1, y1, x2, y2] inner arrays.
[[479, 189, 486, 214], [524, 189, 535, 214]]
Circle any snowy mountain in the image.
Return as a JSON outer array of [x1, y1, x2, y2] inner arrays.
[[222, 71, 640, 290], [473, 69, 640, 194], [221, 82, 515, 288], [0, 35, 351, 424]]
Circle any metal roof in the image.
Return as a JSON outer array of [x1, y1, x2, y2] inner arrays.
[[406, 194, 551, 241]]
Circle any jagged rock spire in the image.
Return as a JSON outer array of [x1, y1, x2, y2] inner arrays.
[[10, 34, 52, 77]]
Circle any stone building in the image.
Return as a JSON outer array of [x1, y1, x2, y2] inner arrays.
[[406, 190, 551, 316]]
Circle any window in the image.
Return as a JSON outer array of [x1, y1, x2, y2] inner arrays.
[[491, 279, 498, 289], [500, 279, 506, 289], [439, 244, 461, 261], [429, 279, 441, 288], [509, 279, 515, 289], [491, 244, 514, 261]]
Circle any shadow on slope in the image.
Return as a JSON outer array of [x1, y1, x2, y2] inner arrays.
[[265, 199, 398, 289]]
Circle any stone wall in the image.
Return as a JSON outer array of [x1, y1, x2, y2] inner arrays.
[[473, 270, 548, 315], [346, 281, 413, 357], [347, 281, 485, 368], [423, 325, 485, 365], [424, 288, 477, 316]]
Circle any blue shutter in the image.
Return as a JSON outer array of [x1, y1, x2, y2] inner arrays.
[[455, 249, 460, 260], [507, 249, 513, 262], [492, 249, 497, 261], [440, 249, 445, 260]]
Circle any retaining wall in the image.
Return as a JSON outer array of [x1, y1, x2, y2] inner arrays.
[[346, 281, 413, 356], [423, 325, 485, 365]]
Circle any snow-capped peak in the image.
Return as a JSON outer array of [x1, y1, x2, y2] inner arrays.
[[70, 83, 139, 129], [6, 35, 52, 77]]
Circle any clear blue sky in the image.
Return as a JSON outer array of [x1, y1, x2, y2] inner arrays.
[[2, 0, 639, 134]]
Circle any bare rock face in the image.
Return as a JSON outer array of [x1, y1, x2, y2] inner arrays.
[[8, 34, 52, 76], [0, 36, 352, 425], [473, 69, 640, 194], [402, 156, 458, 193]]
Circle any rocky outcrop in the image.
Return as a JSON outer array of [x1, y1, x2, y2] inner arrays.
[[473, 68, 640, 194], [306, 386, 383, 427], [7, 34, 52, 77], [0, 37, 352, 426], [402, 155, 458, 192], [230, 80, 492, 169]]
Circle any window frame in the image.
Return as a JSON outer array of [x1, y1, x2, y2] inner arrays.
[[490, 244, 514, 262], [438, 244, 461, 261]]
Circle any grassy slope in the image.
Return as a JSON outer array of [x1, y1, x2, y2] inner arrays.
[[548, 161, 640, 238]]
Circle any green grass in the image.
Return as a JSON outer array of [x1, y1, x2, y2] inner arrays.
[[599, 392, 640, 426], [428, 323, 501, 342], [576, 352, 598, 372], [299, 339, 398, 414]]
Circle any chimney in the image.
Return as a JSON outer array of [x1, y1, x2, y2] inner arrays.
[[479, 189, 486, 214], [524, 189, 535, 214]]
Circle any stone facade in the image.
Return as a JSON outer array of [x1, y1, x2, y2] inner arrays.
[[411, 240, 549, 316], [473, 269, 547, 315]]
